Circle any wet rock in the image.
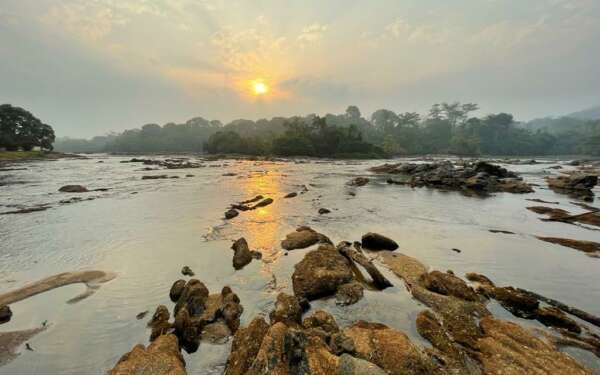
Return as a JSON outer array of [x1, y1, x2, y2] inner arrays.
[[58, 185, 88, 193], [547, 175, 597, 191], [269, 293, 303, 326], [142, 175, 169, 180], [335, 281, 364, 306], [173, 279, 209, 317], [349, 177, 369, 187], [181, 266, 194, 277], [148, 305, 170, 328], [361, 232, 398, 251], [488, 229, 515, 234], [0, 326, 47, 367], [492, 287, 539, 318], [329, 332, 356, 355], [1, 205, 51, 215], [281, 226, 330, 250], [527, 198, 560, 204], [169, 280, 186, 302], [344, 321, 439, 374], [0, 305, 11, 324], [318, 208, 331, 215], [231, 238, 261, 270], [292, 244, 354, 300], [136, 310, 149, 320], [465, 273, 495, 287], [337, 353, 387, 375], [302, 310, 339, 335], [224, 209, 239, 219], [536, 306, 581, 333], [284, 192, 298, 198], [224, 317, 270, 375], [420, 271, 478, 301], [536, 236, 600, 256], [108, 334, 186, 375], [252, 197, 273, 209], [527, 205, 570, 218], [477, 316, 594, 374]]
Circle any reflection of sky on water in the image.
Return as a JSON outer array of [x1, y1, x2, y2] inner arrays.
[[0, 156, 598, 374]]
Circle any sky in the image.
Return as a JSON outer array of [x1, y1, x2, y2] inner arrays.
[[1, 0, 599, 138]]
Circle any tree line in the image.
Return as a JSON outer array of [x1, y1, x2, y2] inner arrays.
[[53, 103, 600, 156]]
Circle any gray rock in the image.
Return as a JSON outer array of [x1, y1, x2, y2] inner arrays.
[[337, 354, 387, 375]]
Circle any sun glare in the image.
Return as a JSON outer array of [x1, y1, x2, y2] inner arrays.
[[252, 81, 269, 95]]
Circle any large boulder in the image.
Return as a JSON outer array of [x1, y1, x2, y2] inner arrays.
[[224, 317, 270, 375], [343, 321, 439, 375], [292, 244, 354, 300], [361, 232, 398, 251], [108, 334, 186, 375]]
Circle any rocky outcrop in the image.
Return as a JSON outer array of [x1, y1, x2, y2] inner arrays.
[[337, 353, 387, 375], [337, 242, 392, 289], [547, 174, 597, 200], [292, 244, 354, 300], [281, 226, 331, 250], [420, 270, 477, 301], [361, 232, 398, 251], [536, 236, 600, 257], [58, 185, 88, 193], [370, 161, 533, 194], [108, 334, 186, 375], [528, 206, 600, 228], [0, 306, 11, 324], [224, 317, 270, 375], [231, 238, 261, 270]]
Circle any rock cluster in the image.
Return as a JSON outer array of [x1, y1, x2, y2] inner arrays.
[[371, 161, 533, 194], [225, 195, 274, 219], [546, 174, 597, 200], [124, 158, 202, 169], [108, 334, 186, 375]]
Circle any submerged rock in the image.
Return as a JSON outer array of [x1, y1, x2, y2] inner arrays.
[[108, 334, 186, 375], [536, 306, 581, 333], [0, 305, 11, 324], [284, 192, 298, 198], [224, 209, 239, 220], [318, 208, 331, 215], [361, 232, 398, 251], [536, 236, 600, 256], [492, 286, 539, 318], [292, 244, 353, 300], [181, 266, 194, 277], [58, 185, 88, 193], [349, 177, 369, 187]]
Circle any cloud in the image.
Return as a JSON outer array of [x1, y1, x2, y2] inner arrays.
[[297, 23, 328, 43]]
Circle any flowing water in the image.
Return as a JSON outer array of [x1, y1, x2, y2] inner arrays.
[[0, 155, 599, 374]]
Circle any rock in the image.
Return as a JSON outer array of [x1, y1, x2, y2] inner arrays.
[[181, 266, 194, 277], [302, 310, 339, 335], [335, 281, 364, 306], [0, 305, 12, 324], [269, 293, 303, 326], [142, 175, 169, 180], [169, 280, 186, 302], [489, 229, 515, 234], [547, 174, 597, 191], [536, 306, 581, 333], [361, 232, 398, 251], [527, 206, 570, 218], [252, 198, 273, 209], [329, 332, 356, 355], [136, 310, 149, 320], [292, 244, 354, 300], [337, 353, 387, 375], [318, 208, 331, 215], [225, 209, 239, 220], [0, 327, 47, 367], [343, 321, 439, 374], [231, 237, 257, 270], [148, 305, 170, 328], [349, 177, 369, 187], [492, 287, 539, 318], [108, 334, 186, 375], [477, 316, 594, 375], [536, 236, 600, 256], [465, 273, 495, 287], [420, 270, 478, 301], [173, 279, 209, 317], [224, 317, 270, 375], [58, 185, 88, 193], [202, 320, 232, 344], [284, 192, 298, 198], [281, 226, 330, 250]]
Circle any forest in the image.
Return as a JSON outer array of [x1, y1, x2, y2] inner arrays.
[[53, 103, 600, 157]]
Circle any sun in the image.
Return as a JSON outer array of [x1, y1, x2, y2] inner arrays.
[[252, 81, 269, 95]]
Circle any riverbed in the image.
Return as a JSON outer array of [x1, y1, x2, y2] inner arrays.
[[0, 155, 598, 374]]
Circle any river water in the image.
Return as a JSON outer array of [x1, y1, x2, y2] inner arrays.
[[0, 155, 599, 374]]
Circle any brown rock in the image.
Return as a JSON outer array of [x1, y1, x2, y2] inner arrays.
[[284, 192, 298, 198], [349, 177, 369, 187], [252, 197, 273, 209], [361, 232, 398, 251], [292, 244, 354, 300], [224, 209, 239, 220], [492, 287, 539, 318], [224, 317, 270, 375], [269, 293, 303, 326], [0, 305, 11, 324], [335, 281, 364, 306], [174, 279, 209, 317], [231, 238, 254, 270], [476, 316, 594, 375], [302, 310, 339, 335], [420, 271, 478, 301], [343, 321, 439, 375], [109, 334, 186, 375], [536, 236, 600, 255], [535, 306, 581, 334], [169, 280, 186, 302], [281, 227, 327, 250]]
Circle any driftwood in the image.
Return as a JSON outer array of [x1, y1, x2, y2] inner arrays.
[[0, 271, 115, 306], [517, 288, 600, 329], [337, 242, 392, 290]]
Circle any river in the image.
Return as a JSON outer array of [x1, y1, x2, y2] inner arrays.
[[0, 155, 598, 373]]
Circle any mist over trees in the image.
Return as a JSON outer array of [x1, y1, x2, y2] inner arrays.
[[53, 103, 600, 157], [0, 104, 55, 151]]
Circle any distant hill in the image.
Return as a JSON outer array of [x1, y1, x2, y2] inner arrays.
[[567, 105, 600, 120]]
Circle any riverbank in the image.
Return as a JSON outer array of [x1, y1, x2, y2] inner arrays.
[[0, 151, 84, 164]]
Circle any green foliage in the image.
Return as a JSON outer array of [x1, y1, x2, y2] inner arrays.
[[0, 104, 55, 151]]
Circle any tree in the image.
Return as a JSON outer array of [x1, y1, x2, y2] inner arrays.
[[0, 104, 55, 151]]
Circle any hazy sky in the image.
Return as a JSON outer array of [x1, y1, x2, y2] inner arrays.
[[1, 0, 599, 137]]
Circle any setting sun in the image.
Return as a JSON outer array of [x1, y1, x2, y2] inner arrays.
[[252, 81, 269, 95]]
